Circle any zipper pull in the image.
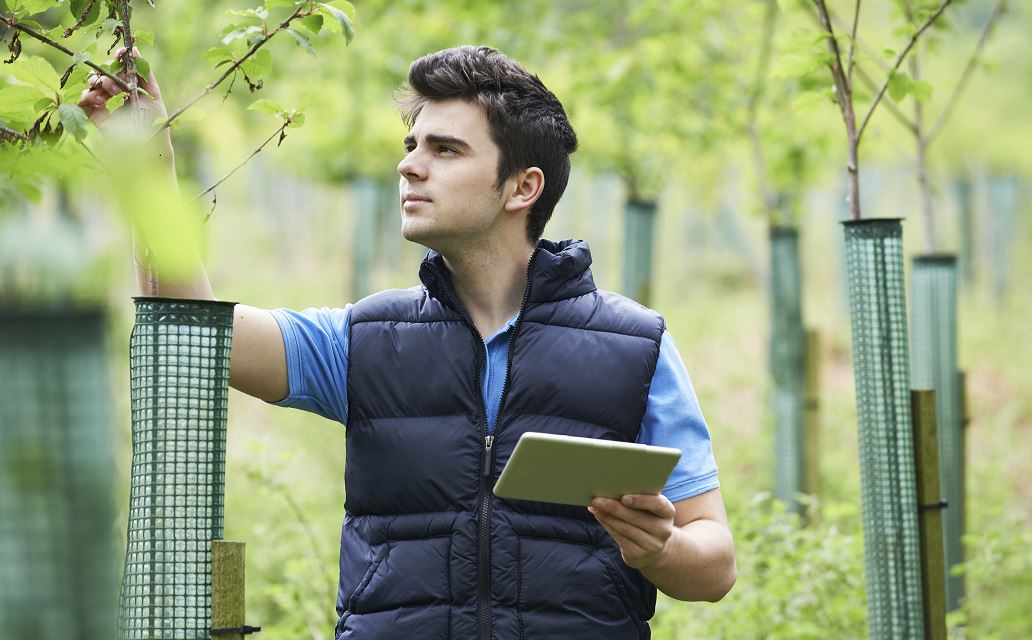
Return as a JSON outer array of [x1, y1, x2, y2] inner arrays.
[[482, 435, 495, 477]]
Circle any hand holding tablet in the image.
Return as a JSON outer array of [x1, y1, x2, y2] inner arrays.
[[492, 432, 682, 507]]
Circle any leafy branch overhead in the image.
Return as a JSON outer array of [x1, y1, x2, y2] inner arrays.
[[1, 0, 355, 144]]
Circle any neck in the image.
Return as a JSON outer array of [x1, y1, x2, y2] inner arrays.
[[441, 236, 536, 339]]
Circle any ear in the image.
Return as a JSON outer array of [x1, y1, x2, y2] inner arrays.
[[503, 167, 545, 214]]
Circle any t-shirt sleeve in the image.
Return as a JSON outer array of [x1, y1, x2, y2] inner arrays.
[[637, 330, 720, 502], [266, 305, 352, 425]]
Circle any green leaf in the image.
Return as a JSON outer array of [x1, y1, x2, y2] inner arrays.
[[0, 85, 49, 116], [910, 79, 933, 103], [20, 0, 60, 15], [247, 98, 284, 115], [99, 17, 120, 34], [887, 70, 910, 102], [57, 102, 90, 141], [221, 25, 264, 45], [285, 28, 317, 57], [72, 50, 91, 65], [133, 56, 151, 80], [226, 7, 269, 22], [69, 0, 101, 27], [301, 13, 324, 35], [202, 46, 234, 66], [318, 2, 355, 43], [8, 56, 62, 95], [287, 111, 304, 127], [239, 48, 272, 79], [134, 30, 155, 46]]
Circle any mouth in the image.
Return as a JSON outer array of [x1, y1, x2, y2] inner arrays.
[[402, 195, 431, 211]]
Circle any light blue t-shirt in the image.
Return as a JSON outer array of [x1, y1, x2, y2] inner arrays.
[[270, 305, 719, 502]]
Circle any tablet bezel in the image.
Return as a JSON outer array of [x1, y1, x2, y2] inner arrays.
[[492, 432, 682, 507]]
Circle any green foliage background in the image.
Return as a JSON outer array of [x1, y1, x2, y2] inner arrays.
[[1, 0, 1031, 638]]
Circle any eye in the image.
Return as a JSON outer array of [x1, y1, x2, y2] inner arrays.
[[438, 146, 456, 154]]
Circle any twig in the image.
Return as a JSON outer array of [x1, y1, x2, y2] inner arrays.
[[157, 5, 309, 134], [63, 0, 96, 38], [927, 0, 1006, 143], [9, 22, 132, 94], [114, 0, 142, 124], [1, 124, 27, 141], [846, 0, 861, 84], [193, 121, 290, 210], [813, 0, 860, 219], [853, 63, 915, 133], [856, 0, 952, 143]]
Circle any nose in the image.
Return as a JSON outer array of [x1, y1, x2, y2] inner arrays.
[[397, 148, 426, 182]]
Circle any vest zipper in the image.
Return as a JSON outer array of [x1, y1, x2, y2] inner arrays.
[[425, 249, 538, 640]]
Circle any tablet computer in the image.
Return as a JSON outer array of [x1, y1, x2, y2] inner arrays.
[[492, 432, 682, 507]]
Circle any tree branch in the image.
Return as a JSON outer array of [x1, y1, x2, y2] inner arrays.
[[114, 0, 142, 124], [856, 0, 952, 143], [853, 62, 916, 133], [1, 124, 27, 141], [927, 0, 1006, 144], [813, 1, 850, 118], [846, 0, 861, 84], [193, 120, 291, 214], [9, 22, 132, 93], [158, 5, 310, 134]]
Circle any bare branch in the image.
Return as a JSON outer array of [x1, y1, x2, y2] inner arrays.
[[813, 1, 851, 118], [1, 124, 27, 141], [853, 63, 916, 133], [114, 0, 142, 124], [158, 5, 309, 134], [857, 0, 952, 143], [846, 0, 861, 84], [193, 121, 291, 214], [10, 22, 132, 93], [927, 0, 1006, 144], [63, 0, 96, 38]]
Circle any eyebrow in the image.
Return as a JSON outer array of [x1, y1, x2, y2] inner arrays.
[[403, 133, 472, 150]]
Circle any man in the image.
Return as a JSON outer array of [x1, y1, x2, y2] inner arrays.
[[83, 45, 735, 639]]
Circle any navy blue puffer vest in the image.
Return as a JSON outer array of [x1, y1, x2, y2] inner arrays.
[[337, 239, 665, 639]]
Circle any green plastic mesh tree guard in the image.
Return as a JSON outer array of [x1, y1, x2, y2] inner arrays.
[[841, 219, 925, 640], [769, 228, 806, 513], [988, 175, 1017, 301], [623, 199, 657, 305], [951, 179, 975, 287], [352, 178, 379, 300], [119, 298, 236, 640], [910, 255, 962, 611], [0, 308, 117, 639]]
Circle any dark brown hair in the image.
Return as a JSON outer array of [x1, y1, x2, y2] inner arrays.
[[398, 46, 578, 243]]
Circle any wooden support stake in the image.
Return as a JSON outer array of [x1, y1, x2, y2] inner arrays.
[[912, 389, 947, 640], [212, 540, 246, 640], [803, 329, 821, 501]]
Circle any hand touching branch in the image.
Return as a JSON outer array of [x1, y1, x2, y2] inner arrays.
[[78, 47, 174, 168]]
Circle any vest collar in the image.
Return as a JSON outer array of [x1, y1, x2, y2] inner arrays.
[[418, 238, 597, 309]]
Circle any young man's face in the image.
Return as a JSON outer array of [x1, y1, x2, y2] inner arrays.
[[397, 99, 507, 251]]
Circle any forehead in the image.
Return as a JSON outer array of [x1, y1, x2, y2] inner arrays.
[[409, 99, 494, 146]]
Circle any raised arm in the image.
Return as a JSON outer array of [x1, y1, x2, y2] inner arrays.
[[81, 52, 289, 402]]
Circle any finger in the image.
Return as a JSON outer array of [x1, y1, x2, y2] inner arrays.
[[97, 74, 124, 97], [592, 507, 665, 553], [620, 494, 676, 519], [592, 497, 671, 537], [591, 509, 650, 559]]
